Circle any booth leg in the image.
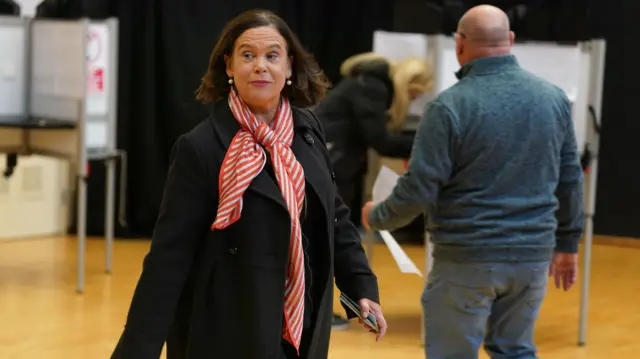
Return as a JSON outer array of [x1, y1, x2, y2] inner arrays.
[[76, 175, 88, 294], [578, 214, 593, 346], [578, 38, 606, 348], [579, 160, 598, 346], [104, 158, 116, 274], [421, 233, 432, 347]]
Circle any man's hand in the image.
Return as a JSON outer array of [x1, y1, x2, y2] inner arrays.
[[549, 252, 578, 291], [361, 201, 375, 229], [358, 298, 387, 341]]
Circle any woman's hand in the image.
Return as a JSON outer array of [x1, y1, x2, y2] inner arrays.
[[358, 299, 387, 341]]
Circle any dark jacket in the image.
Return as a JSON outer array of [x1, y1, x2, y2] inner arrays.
[[0, 0, 19, 15], [314, 59, 414, 180], [111, 100, 379, 359]]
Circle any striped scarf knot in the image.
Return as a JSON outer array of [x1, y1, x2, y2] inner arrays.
[[254, 122, 278, 148]]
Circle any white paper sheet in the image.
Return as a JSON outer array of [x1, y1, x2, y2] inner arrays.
[[372, 166, 423, 276], [372, 165, 400, 203], [378, 230, 423, 276]]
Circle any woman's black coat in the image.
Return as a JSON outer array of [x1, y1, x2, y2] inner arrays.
[[111, 99, 380, 359]]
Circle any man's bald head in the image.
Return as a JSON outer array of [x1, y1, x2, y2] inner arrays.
[[458, 5, 511, 46], [454, 5, 515, 66]]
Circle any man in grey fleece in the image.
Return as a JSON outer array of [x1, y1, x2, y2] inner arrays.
[[361, 5, 584, 359]]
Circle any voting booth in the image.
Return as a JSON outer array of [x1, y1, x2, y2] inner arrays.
[[0, 15, 120, 293], [371, 31, 606, 346]]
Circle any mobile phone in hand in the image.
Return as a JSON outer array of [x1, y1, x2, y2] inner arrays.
[[339, 293, 379, 332]]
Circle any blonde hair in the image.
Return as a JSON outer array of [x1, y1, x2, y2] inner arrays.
[[340, 52, 388, 76], [340, 53, 433, 130]]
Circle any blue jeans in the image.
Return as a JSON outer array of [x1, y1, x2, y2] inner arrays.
[[421, 260, 550, 359]]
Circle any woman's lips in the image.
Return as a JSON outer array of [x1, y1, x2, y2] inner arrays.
[[249, 80, 271, 86]]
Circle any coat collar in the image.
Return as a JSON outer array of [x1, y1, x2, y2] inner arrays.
[[210, 97, 312, 138], [455, 54, 520, 80], [209, 99, 330, 218]]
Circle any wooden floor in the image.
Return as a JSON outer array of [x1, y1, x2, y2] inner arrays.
[[0, 235, 638, 359]]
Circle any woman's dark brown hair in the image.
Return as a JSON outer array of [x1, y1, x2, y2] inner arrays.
[[195, 9, 331, 107]]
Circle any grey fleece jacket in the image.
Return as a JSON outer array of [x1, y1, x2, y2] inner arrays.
[[368, 54, 585, 262]]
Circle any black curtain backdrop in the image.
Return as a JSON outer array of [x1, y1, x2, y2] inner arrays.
[[0, 0, 19, 14], [43, 0, 639, 239], [590, 1, 640, 238], [394, 0, 591, 41], [109, 0, 393, 237]]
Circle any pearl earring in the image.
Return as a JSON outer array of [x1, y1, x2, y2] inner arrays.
[[286, 79, 292, 85], [228, 78, 233, 84]]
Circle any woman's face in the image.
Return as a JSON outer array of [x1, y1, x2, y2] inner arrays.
[[225, 26, 292, 113]]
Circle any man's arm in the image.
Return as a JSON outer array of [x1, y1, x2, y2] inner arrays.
[[368, 101, 459, 231], [554, 99, 585, 253]]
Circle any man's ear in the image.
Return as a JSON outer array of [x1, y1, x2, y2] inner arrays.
[[224, 55, 233, 78], [509, 31, 515, 45]]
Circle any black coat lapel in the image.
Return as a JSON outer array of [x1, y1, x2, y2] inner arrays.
[[290, 108, 332, 220], [210, 101, 287, 211]]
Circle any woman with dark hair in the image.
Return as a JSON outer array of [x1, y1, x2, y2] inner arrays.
[[110, 9, 386, 359]]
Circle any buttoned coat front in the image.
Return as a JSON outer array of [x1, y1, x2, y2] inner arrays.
[[111, 99, 380, 359]]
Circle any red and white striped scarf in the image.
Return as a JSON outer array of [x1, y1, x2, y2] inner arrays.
[[212, 88, 306, 352]]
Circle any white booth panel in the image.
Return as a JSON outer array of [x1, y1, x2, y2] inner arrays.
[[0, 19, 27, 117], [0, 155, 69, 240]]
